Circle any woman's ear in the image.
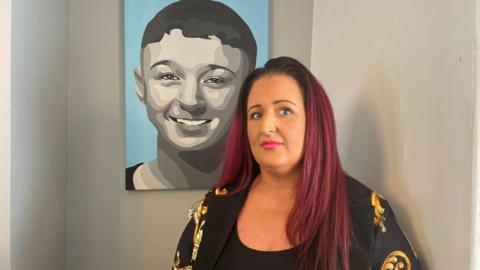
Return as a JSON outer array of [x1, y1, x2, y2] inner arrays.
[[134, 67, 146, 103]]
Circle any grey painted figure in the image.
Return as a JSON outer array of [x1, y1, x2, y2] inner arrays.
[[126, 0, 257, 189]]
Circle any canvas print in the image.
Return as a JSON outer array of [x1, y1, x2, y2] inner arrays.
[[125, 0, 269, 190]]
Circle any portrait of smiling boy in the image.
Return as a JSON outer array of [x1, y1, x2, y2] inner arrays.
[[124, 0, 269, 190]]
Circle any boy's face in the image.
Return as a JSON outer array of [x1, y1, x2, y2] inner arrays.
[[136, 29, 250, 150]]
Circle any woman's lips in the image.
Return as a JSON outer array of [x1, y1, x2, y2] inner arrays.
[[260, 140, 282, 149]]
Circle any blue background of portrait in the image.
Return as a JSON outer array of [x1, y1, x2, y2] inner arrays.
[[124, 0, 269, 167]]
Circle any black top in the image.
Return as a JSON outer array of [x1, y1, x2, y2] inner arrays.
[[214, 222, 299, 270]]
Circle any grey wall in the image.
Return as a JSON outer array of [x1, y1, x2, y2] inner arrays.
[[270, 0, 313, 67], [67, 1, 313, 269], [311, 1, 476, 269], [11, 0, 69, 269], [0, 0, 11, 268]]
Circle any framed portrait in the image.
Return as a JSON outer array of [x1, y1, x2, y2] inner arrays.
[[124, 0, 269, 190]]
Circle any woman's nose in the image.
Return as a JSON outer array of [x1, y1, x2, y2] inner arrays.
[[260, 113, 276, 136], [178, 77, 206, 115]]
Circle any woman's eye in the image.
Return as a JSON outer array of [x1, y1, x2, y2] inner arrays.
[[157, 73, 180, 81], [250, 112, 262, 119], [280, 108, 292, 116], [203, 77, 225, 84]]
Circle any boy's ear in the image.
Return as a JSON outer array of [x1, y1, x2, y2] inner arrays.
[[134, 67, 146, 103]]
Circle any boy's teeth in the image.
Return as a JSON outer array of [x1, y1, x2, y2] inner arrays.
[[176, 118, 208, 126]]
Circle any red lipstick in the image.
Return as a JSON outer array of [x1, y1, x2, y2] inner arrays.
[[260, 140, 282, 149]]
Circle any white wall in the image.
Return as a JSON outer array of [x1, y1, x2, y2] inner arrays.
[[311, 1, 475, 269], [0, 0, 11, 269], [67, 1, 313, 269], [11, 0, 69, 269], [473, 2, 480, 268]]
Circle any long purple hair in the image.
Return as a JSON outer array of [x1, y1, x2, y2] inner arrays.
[[215, 57, 351, 270]]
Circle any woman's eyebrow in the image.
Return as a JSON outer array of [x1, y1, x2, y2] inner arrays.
[[247, 104, 261, 113], [273, 100, 297, 107], [247, 100, 297, 113]]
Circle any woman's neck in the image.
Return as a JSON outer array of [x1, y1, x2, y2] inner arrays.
[[251, 167, 301, 199]]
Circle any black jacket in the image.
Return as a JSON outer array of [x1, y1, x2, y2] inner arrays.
[[171, 176, 422, 270]]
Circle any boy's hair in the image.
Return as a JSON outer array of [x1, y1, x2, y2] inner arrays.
[[141, 0, 257, 68]]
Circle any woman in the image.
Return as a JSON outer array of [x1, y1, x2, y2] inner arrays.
[[172, 57, 422, 270]]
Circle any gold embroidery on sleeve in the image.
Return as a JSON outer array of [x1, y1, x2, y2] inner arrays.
[[381, 250, 411, 270], [215, 187, 228, 196], [191, 200, 208, 261], [172, 251, 192, 270], [371, 192, 387, 233]]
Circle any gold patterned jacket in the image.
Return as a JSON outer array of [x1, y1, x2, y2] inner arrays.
[[172, 176, 422, 270]]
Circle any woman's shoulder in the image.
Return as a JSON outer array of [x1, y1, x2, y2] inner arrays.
[[186, 186, 236, 217], [344, 174, 388, 231], [344, 175, 422, 269], [344, 174, 374, 203]]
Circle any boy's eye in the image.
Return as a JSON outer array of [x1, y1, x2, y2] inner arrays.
[[157, 73, 180, 80], [203, 77, 225, 84]]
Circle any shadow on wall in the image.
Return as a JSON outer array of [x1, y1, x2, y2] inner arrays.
[[341, 66, 430, 269]]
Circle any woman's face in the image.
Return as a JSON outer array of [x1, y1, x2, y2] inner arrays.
[[246, 74, 306, 174], [139, 29, 250, 150]]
